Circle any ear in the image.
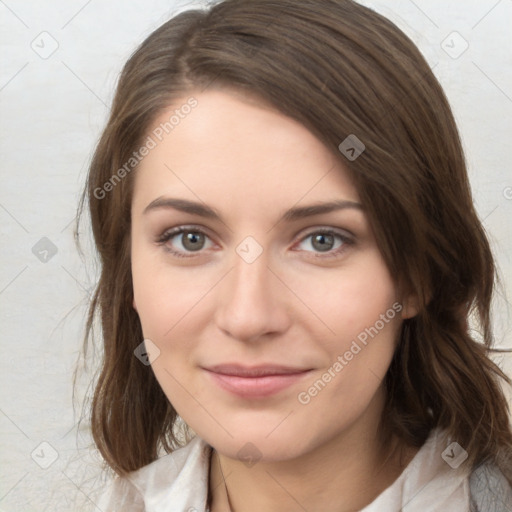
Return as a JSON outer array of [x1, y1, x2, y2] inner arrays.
[[132, 297, 138, 312], [401, 292, 420, 319]]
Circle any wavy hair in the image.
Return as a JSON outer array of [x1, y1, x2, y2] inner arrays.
[[75, 0, 512, 483]]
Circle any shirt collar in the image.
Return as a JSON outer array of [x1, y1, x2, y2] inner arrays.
[[127, 428, 470, 512]]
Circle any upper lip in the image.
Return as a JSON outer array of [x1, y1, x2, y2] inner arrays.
[[204, 364, 312, 377]]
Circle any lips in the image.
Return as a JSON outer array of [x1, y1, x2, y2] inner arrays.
[[203, 364, 313, 398], [206, 364, 311, 377]]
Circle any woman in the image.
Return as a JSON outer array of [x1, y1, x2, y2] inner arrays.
[[77, 0, 512, 510]]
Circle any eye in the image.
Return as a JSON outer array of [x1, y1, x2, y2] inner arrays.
[[157, 226, 215, 257], [294, 229, 353, 257]]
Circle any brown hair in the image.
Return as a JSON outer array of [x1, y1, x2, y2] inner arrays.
[[75, 0, 512, 483]]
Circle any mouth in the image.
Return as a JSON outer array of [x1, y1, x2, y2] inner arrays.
[[202, 364, 314, 399]]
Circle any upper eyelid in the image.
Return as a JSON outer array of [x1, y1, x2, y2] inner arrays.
[[159, 224, 215, 243], [159, 224, 353, 238], [292, 229, 353, 251]]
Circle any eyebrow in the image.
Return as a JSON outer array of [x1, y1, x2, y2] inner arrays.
[[142, 197, 363, 223]]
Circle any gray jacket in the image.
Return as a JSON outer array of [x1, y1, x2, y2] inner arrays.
[[469, 463, 512, 511]]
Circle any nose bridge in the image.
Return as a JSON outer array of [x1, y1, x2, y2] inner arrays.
[[214, 244, 289, 341], [231, 249, 270, 300]]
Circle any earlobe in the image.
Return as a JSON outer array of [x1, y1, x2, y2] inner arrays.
[[132, 298, 138, 312], [401, 294, 419, 319]]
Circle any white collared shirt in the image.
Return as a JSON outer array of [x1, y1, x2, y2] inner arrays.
[[96, 428, 472, 511]]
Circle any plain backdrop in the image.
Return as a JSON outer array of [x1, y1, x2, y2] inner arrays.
[[1, 0, 511, 510]]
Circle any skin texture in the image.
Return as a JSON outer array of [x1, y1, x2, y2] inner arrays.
[[130, 89, 419, 511]]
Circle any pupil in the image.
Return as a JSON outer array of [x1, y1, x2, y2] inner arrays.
[[313, 234, 333, 252], [183, 232, 204, 251]]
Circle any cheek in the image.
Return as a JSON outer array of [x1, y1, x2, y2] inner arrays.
[[131, 258, 208, 416], [295, 251, 399, 346], [296, 314, 399, 428], [293, 250, 401, 402], [131, 249, 213, 340]]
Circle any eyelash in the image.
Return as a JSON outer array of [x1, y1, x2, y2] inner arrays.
[[156, 226, 354, 259], [157, 226, 213, 259]]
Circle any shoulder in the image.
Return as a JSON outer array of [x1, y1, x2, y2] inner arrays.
[[469, 461, 512, 512], [96, 435, 212, 512]]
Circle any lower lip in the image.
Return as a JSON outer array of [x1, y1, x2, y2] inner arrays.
[[205, 370, 312, 399]]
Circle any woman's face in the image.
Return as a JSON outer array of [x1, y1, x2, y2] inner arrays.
[[131, 89, 415, 462]]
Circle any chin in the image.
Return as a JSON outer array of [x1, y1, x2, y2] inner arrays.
[[195, 419, 317, 463]]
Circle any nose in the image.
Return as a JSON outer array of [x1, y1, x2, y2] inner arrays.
[[213, 248, 292, 343]]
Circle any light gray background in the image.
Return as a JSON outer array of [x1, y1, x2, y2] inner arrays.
[[1, 0, 511, 510]]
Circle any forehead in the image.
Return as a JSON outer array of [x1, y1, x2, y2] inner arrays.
[[132, 89, 360, 215]]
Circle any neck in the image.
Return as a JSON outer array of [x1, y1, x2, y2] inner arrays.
[[208, 390, 418, 512]]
